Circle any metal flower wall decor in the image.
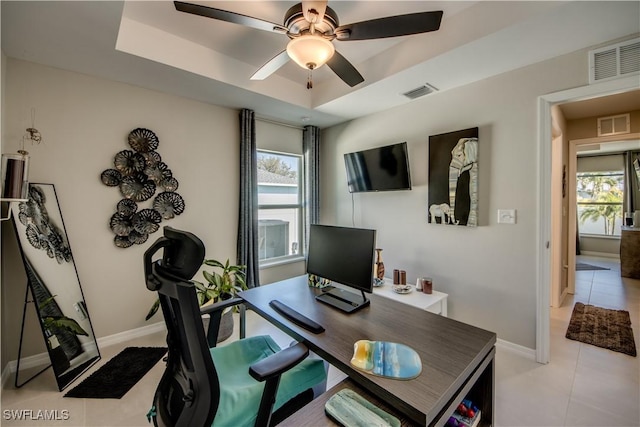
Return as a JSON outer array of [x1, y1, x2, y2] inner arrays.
[[101, 128, 185, 248], [17, 185, 72, 263]]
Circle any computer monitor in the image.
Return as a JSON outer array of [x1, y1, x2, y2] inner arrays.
[[307, 224, 376, 313]]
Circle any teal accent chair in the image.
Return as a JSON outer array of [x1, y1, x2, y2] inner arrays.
[[144, 227, 327, 427]]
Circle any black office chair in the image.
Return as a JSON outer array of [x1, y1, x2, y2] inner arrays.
[[144, 226, 327, 427]]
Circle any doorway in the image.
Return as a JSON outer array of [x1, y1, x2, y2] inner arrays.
[[536, 75, 640, 364], [566, 134, 640, 298]]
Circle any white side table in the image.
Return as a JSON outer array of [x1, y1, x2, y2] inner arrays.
[[372, 278, 448, 316]]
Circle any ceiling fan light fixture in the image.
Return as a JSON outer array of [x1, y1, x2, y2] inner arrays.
[[286, 35, 335, 70]]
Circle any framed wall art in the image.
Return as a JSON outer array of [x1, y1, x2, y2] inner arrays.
[[428, 127, 479, 226]]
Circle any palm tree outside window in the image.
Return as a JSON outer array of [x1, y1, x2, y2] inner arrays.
[[577, 170, 624, 236]]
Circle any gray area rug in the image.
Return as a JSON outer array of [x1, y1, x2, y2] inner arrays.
[[576, 263, 610, 271]]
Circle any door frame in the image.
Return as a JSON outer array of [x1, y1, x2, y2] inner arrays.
[[536, 75, 639, 364]]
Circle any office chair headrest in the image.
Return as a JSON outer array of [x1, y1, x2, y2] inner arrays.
[[144, 226, 205, 290]]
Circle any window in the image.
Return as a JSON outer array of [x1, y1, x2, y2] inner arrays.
[[576, 171, 624, 236], [257, 150, 304, 264]]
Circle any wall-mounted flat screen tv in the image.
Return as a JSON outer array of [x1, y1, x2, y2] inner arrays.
[[344, 142, 411, 193]]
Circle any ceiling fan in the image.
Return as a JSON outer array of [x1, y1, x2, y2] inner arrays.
[[174, 1, 443, 89]]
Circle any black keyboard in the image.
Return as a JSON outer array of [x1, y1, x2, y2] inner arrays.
[[269, 300, 325, 334]]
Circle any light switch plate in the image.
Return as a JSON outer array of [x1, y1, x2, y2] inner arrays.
[[497, 209, 516, 224]]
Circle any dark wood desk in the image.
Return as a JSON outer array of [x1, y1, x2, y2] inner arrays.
[[239, 276, 496, 426]]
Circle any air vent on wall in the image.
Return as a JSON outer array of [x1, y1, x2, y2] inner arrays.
[[589, 37, 640, 84], [402, 83, 439, 100], [597, 113, 630, 137]]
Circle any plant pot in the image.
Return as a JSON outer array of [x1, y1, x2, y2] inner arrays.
[[201, 309, 234, 344], [217, 310, 234, 342]]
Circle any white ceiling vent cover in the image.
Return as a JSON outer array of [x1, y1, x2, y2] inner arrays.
[[402, 83, 438, 100], [589, 37, 640, 84], [597, 113, 630, 137]]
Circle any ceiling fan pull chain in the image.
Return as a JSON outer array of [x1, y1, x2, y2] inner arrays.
[[307, 69, 313, 90]]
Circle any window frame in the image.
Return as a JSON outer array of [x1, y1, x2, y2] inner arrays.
[[576, 170, 624, 237], [257, 149, 306, 267]]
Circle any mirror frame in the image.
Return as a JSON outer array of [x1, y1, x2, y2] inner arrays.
[[10, 183, 100, 391]]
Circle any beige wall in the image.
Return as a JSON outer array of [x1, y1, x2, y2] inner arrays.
[[0, 59, 307, 369], [1, 59, 241, 365], [567, 110, 640, 141], [321, 47, 593, 349]]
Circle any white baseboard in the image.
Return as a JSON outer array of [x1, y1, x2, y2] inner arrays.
[[579, 251, 620, 260], [95, 321, 166, 349], [1, 321, 166, 388], [496, 338, 536, 360]]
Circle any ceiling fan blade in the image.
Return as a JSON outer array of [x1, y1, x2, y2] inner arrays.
[[335, 11, 443, 41], [326, 51, 364, 87], [250, 50, 291, 80], [174, 1, 287, 33]]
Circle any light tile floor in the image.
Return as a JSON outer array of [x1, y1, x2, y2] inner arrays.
[[495, 256, 639, 427], [2, 255, 638, 426]]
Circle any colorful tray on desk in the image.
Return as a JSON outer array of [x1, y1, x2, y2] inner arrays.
[[350, 340, 422, 379]]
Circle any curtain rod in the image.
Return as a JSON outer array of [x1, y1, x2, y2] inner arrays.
[[256, 116, 305, 130]]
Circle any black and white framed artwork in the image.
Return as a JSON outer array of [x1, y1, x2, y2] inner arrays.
[[428, 127, 479, 226]]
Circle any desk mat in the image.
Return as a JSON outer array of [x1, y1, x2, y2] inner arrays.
[[325, 388, 400, 427], [350, 340, 422, 379]]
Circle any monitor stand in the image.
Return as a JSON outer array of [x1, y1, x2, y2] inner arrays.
[[316, 287, 370, 313]]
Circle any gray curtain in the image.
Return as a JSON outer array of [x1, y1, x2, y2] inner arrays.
[[303, 125, 321, 255], [237, 109, 259, 288], [623, 151, 638, 216]]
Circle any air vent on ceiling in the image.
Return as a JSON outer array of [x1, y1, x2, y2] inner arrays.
[[589, 37, 640, 84], [597, 113, 630, 137], [402, 83, 439, 100]]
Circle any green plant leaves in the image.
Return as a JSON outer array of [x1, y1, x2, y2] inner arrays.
[[145, 298, 160, 321], [145, 258, 248, 320], [43, 316, 88, 336]]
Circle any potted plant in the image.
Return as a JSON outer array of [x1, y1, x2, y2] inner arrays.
[[146, 259, 247, 343], [193, 259, 247, 306], [39, 295, 89, 373]]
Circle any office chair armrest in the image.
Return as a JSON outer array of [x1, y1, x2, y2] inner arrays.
[[249, 342, 309, 382], [200, 297, 244, 315]]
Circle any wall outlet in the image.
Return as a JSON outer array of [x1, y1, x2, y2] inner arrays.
[[497, 209, 517, 224]]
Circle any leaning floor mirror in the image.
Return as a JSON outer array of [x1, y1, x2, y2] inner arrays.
[[11, 183, 100, 391]]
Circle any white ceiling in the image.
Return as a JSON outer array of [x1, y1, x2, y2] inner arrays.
[[2, 1, 640, 128]]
